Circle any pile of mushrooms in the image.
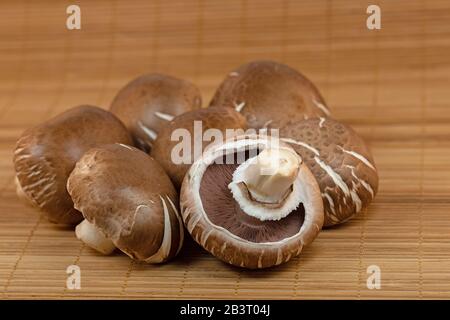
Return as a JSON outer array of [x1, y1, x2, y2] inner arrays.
[[209, 61, 378, 228], [13, 61, 378, 269]]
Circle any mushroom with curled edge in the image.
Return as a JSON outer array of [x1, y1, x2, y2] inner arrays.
[[110, 73, 202, 152], [209, 60, 330, 129], [13, 105, 133, 225], [14, 176, 34, 207], [67, 144, 184, 262], [151, 106, 247, 189], [180, 134, 324, 269], [280, 117, 379, 227]]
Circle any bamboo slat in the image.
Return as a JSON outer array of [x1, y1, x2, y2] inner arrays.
[[1, 0, 450, 299]]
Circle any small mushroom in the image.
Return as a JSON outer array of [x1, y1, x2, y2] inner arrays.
[[67, 144, 184, 262], [151, 106, 247, 189], [280, 118, 379, 227], [110, 73, 202, 152], [13, 105, 133, 224], [180, 134, 324, 269], [210, 60, 330, 129]]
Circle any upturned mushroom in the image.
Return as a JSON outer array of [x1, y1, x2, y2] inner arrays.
[[180, 134, 324, 269], [209, 60, 330, 129], [280, 117, 379, 227], [67, 143, 184, 262], [13, 105, 133, 224], [151, 106, 247, 189], [110, 73, 202, 152]]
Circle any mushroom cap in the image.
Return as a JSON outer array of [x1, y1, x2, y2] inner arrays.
[[180, 134, 324, 269], [67, 144, 184, 263], [151, 106, 247, 189], [209, 60, 330, 129], [280, 118, 379, 227], [13, 105, 133, 224], [110, 73, 202, 151]]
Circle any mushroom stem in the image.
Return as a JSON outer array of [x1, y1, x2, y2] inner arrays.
[[240, 148, 300, 204], [75, 219, 116, 255]]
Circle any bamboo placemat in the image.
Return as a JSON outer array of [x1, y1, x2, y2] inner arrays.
[[1, 0, 450, 299]]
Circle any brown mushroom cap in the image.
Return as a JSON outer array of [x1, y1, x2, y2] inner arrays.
[[180, 134, 324, 269], [280, 118, 379, 227], [110, 73, 202, 151], [67, 144, 184, 263], [13, 105, 133, 224], [209, 60, 330, 129], [151, 106, 247, 189]]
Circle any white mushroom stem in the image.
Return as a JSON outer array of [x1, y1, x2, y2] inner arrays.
[[75, 219, 116, 255], [229, 147, 304, 221], [239, 148, 300, 204]]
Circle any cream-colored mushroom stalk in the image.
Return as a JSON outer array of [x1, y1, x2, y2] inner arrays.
[[241, 148, 300, 204], [229, 147, 304, 221], [75, 219, 116, 255]]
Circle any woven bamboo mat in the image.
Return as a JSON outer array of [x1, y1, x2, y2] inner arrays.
[[1, 0, 450, 299]]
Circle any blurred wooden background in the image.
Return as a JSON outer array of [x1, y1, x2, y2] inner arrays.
[[1, 0, 450, 299]]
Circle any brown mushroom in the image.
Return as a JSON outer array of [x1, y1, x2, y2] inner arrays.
[[13, 105, 133, 224], [180, 134, 324, 269], [151, 106, 247, 189], [14, 176, 34, 207], [67, 143, 184, 262], [279, 118, 379, 227], [209, 60, 330, 129], [110, 73, 202, 152]]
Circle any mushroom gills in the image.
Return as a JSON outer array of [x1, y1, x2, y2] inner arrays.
[[199, 151, 305, 243], [75, 219, 116, 255]]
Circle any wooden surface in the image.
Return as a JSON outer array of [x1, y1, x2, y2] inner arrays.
[[1, 0, 450, 299]]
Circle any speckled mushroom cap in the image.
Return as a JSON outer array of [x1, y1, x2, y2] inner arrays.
[[209, 60, 330, 129], [67, 144, 184, 263], [110, 73, 202, 152], [180, 134, 324, 269], [13, 105, 133, 225], [151, 106, 247, 189], [280, 118, 379, 227]]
